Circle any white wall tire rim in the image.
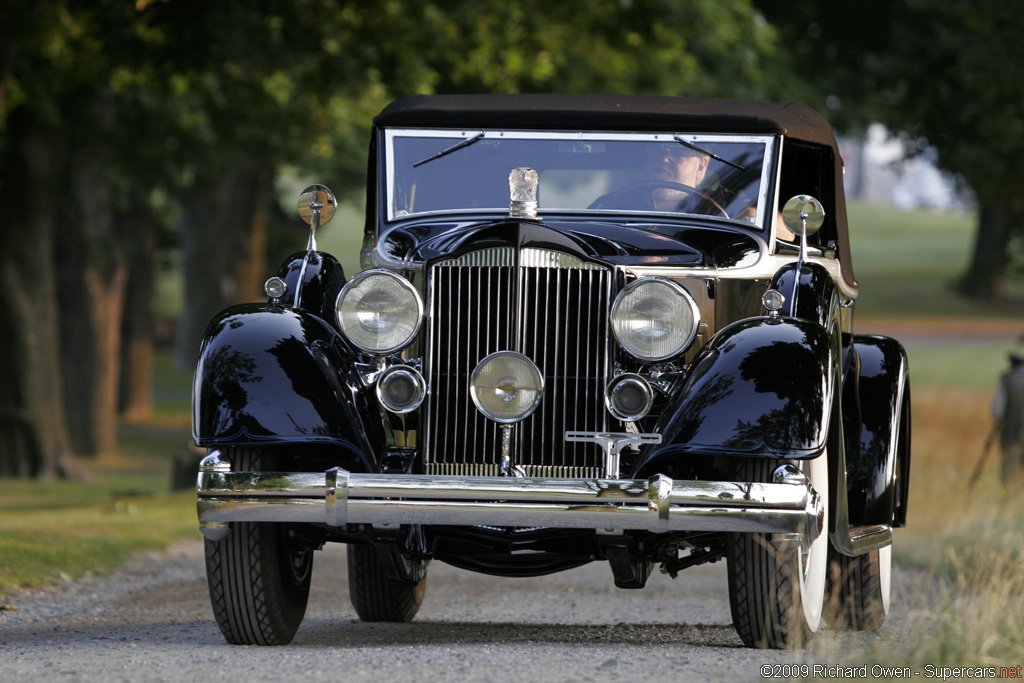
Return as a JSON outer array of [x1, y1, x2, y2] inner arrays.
[[878, 544, 892, 615], [798, 455, 829, 631]]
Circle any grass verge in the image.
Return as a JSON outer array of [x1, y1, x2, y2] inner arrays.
[[0, 490, 199, 601], [0, 357, 198, 604]]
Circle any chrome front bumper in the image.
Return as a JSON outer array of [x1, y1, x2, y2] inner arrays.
[[196, 451, 825, 545]]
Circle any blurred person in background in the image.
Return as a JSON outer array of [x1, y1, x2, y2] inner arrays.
[[991, 351, 1024, 485]]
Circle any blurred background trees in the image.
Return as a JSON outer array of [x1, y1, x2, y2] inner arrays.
[[0, 0, 1020, 477], [759, 0, 1024, 300]]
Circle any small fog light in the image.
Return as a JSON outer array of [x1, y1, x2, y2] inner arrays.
[[265, 277, 287, 301], [605, 374, 654, 422], [376, 365, 427, 414], [762, 289, 785, 316]]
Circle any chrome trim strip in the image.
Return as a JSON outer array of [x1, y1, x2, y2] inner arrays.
[[626, 251, 858, 300], [197, 466, 823, 540], [293, 251, 312, 308]]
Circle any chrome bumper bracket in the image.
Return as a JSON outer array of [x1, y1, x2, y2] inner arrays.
[[564, 431, 662, 479]]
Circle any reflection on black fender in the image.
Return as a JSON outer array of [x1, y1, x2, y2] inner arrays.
[[845, 335, 910, 527], [636, 317, 835, 472], [192, 304, 374, 470]]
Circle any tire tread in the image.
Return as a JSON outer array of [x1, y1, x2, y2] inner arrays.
[[347, 543, 425, 623], [204, 447, 311, 645], [826, 550, 887, 631]]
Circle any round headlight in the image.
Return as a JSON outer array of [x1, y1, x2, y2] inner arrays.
[[336, 270, 423, 354], [470, 351, 544, 424], [610, 277, 700, 362]]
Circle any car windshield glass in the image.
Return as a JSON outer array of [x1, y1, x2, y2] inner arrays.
[[385, 130, 774, 228]]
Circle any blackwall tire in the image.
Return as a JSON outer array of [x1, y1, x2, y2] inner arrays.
[[347, 543, 427, 623], [825, 545, 891, 631], [727, 456, 829, 649], [204, 447, 313, 645]]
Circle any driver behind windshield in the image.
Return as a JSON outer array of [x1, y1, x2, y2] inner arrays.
[[645, 144, 710, 211], [590, 142, 724, 214]]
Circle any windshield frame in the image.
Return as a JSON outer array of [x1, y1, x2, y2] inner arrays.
[[383, 128, 777, 229]]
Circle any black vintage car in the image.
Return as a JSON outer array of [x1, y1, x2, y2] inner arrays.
[[194, 94, 910, 649]]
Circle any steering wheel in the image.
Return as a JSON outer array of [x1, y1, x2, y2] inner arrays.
[[589, 180, 728, 217]]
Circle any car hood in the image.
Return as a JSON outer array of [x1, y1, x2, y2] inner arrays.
[[378, 218, 763, 270]]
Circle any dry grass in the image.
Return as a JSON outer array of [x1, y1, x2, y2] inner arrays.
[[817, 386, 1024, 667], [901, 387, 1024, 570]]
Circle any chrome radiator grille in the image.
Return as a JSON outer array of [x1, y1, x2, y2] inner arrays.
[[424, 247, 613, 477]]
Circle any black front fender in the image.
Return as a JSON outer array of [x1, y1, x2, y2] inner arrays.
[[192, 304, 375, 471], [635, 316, 836, 475]]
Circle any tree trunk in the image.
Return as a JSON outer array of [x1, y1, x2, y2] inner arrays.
[[118, 208, 157, 420], [174, 166, 269, 370], [960, 199, 1024, 301], [57, 151, 130, 459], [0, 112, 74, 478]]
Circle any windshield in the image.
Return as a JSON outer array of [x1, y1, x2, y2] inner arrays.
[[385, 130, 775, 228]]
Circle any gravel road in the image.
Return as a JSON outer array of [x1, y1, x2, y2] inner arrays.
[[0, 538, 915, 683]]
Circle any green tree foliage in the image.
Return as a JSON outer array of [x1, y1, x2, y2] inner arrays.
[[759, 0, 1024, 301], [0, 0, 778, 476]]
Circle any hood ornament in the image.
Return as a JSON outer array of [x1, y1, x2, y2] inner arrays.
[[508, 167, 539, 219]]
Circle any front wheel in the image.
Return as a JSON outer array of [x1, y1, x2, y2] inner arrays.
[[204, 447, 313, 645], [727, 456, 829, 649]]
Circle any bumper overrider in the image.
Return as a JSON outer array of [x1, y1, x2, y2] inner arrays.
[[196, 449, 826, 547]]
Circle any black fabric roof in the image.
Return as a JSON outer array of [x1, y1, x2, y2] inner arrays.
[[374, 94, 838, 149]]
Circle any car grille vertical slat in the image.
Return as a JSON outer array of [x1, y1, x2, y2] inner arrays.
[[425, 247, 612, 478]]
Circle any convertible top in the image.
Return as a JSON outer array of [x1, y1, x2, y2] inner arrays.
[[375, 94, 838, 149], [372, 94, 855, 290]]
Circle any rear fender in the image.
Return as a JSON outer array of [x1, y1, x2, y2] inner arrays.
[[843, 335, 911, 527], [634, 316, 837, 474], [192, 304, 376, 472]]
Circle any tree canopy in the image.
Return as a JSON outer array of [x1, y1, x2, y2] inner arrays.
[[759, 0, 1024, 298], [3, 0, 1020, 477], [0, 0, 779, 476]]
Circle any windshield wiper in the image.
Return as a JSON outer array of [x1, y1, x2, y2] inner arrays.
[[673, 135, 745, 171], [413, 132, 485, 167]]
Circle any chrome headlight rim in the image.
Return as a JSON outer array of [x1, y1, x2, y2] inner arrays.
[[469, 350, 545, 424], [335, 269, 424, 355], [610, 276, 700, 362], [605, 373, 655, 422], [376, 364, 427, 414]]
